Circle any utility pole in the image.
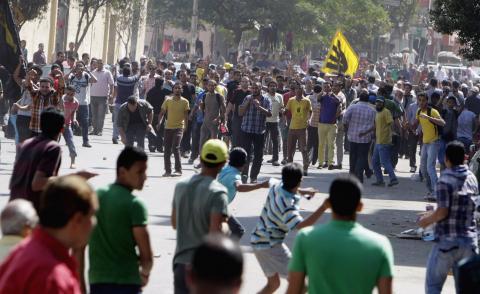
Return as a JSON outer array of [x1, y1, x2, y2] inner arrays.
[[47, 0, 58, 63], [190, 0, 198, 60]]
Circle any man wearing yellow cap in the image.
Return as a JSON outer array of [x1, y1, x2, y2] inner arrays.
[[171, 139, 230, 294]]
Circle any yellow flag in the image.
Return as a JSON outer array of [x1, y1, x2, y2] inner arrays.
[[322, 31, 359, 76]]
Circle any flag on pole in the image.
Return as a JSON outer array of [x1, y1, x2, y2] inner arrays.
[[322, 30, 359, 77], [0, 0, 22, 74]]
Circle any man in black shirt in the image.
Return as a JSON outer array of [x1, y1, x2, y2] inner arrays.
[[146, 78, 170, 152], [179, 70, 196, 157], [227, 76, 250, 147]]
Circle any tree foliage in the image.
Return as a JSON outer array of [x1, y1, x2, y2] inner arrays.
[[430, 0, 480, 60], [9, 0, 49, 30]]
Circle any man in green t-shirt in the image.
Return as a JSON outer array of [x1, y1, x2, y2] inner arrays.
[[287, 176, 394, 294], [171, 139, 230, 294], [85, 147, 153, 294]]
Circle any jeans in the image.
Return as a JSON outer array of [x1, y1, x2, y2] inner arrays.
[[147, 112, 164, 151], [426, 239, 477, 294], [90, 284, 142, 294], [112, 103, 121, 140], [190, 121, 202, 160], [391, 135, 400, 169], [228, 215, 245, 240], [62, 125, 77, 158], [173, 263, 189, 294], [372, 144, 397, 183], [164, 128, 183, 173], [16, 115, 31, 144], [438, 139, 452, 167], [126, 123, 147, 150], [287, 128, 309, 169], [421, 140, 440, 193], [407, 131, 418, 168], [77, 104, 90, 144], [241, 131, 265, 180], [199, 122, 219, 151], [180, 119, 192, 153], [280, 118, 289, 161], [457, 137, 472, 154], [307, 126, 318, 165], [231, 116, 242, 148], [265, 122, 280, 162], [317, 123, 336, 165], [90, 96, 107, 134], [335, 122, 344, 165], [349, 141, 371, 182]]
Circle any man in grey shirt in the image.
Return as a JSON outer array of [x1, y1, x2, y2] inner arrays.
[[199, 80, 226, 151]]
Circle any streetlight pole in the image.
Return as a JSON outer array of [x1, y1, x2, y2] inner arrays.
[[190, 0, 198, 60]]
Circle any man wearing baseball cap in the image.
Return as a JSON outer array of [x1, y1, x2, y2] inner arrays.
[[171, 139, 230, 293]]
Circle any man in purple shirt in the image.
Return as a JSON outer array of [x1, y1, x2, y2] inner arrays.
[[317, 82, 340, 170], [343, 90, 376, 182]]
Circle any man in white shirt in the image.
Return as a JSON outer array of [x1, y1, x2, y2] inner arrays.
[[435, 65, 447, 82], [265, 81, 284, 166], [90, 59, 114, 136]]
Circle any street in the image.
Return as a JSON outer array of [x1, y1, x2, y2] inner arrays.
[[0, 116, 455, 294]]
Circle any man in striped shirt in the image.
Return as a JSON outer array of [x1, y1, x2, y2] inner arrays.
[[250, 163, 328, 294]]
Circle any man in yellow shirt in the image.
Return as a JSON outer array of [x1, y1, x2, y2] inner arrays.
[[158, 82, 190, 176], [371, 97, 398, 187], [286, 82, 312, 175], [414, 93, 445, 199]]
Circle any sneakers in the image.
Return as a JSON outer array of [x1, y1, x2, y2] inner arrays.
[[424, 193, 436, 202], [281, 159, 287, 165], [388, 179, 399, 187], [332, 164, 342, 170], [112, 138, 118, 144], [148, 146, 156, 153], [303, 170, 308, 176], [82, 143, 92, 148], [328, 165, 335, 170], [410, 166, 417, 173], [371, 181, 386, 187], [172, 171, 182, 177], [267, 159, 273, 163], [250, 178, 257, 184], [272, 161, 280, 166], [188, 158, 195, 164], [162, 172, 171, 177], [396, 228, 423, 240]]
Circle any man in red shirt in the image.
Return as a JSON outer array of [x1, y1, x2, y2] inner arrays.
[[0, 175, 98, 294]]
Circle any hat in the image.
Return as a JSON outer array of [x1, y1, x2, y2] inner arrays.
[[375, 96, 385, 103], [224, 63, 233, 70], [201, 139, 228, 164], [472, 86, 479, 93]]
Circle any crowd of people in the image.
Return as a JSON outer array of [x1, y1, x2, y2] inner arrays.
[[0, 45, 480, 293]]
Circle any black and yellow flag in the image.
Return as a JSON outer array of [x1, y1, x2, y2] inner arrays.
[[322, 31, 359, 76], [0, 0, 22, 74]]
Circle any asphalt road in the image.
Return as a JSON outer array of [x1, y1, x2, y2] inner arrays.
[[0, 115, 454, 294]]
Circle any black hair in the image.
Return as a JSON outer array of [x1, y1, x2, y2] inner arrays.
[[65, 85, 76, 92], [452, 80, 460, 88], [430, 78, 438, 87], [154, 77, 164, 88], [127, 95, 137, 105], [200, 159, 225, 169], [40, 107, 64, 138], [191, 234, 243, 287], [229, 147, 247, 168], [446, 141, 465, 166], [122, 66, 131, 77], [282, 163, 303, 191], [313, 84, 322, 93], [359, 91, 369, 102], [329, 176, 362, 217], [56, 51, 64, 57], [431, 92, 441, 101], [116, 147, 148, 176], [39, 77, 53, 86], [367, 76, 375, 84]]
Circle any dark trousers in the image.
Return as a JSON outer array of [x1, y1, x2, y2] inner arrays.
[[307, 126, 319, 165], [180, 119, 192, 153], [173, 263, 189, 294], [126, 123, 147, 150], [90, 284, 142, 294], [164, 128, 183, 173], [15, 115, 31, 143], [90, 96, 107, 134], [228, 215, 245, 240], [148, 113, 164, 150], [77, 105, 90, 144], [241, 131, 264, 180], [231, 116, 242, 147], [391, 135, 400, 169], [190, 121, 202, 160], [349, 142, 371, 182], [407, 131, 419, 168], [265, 122, 280, 161]]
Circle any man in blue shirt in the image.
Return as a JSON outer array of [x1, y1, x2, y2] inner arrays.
[[217, 147, 268, 239]]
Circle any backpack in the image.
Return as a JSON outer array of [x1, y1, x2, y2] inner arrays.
[[69, 72, 90, 85]]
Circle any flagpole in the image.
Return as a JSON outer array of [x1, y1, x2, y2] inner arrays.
[[47, 0, 58, 63]]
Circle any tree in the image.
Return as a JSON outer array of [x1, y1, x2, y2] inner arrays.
[[111, 0, 145, 58], [9, 0, 49, 31], [430, 0, 480, 60]]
